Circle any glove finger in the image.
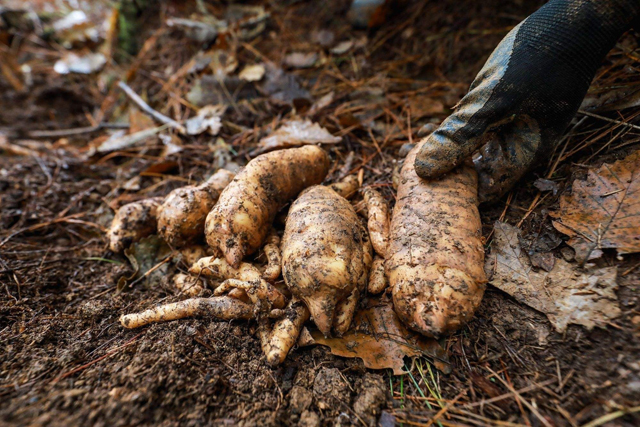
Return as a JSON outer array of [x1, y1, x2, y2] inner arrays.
[[473, 116, 541, 203], [414, 35, 525, 179]]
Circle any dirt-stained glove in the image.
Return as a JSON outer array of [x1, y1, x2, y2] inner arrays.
[[414, 0, 640, 202]]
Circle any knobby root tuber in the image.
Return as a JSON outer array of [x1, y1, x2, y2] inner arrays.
[[205, 146, 330, 267], [261, 229, 281, 281], [173, 272, 204, 296], [190, 256, 286, 310], [108, 197, 164, 253], [387, 142, 487, 337], [282, 184, 372, 337], [158, 169, 235, 247], [259, 298, 310, 366]]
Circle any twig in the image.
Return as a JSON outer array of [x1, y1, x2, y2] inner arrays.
[[581, 406, 640, 427], [487, 368, 552, 427], [26, 123, 129, 139], [53, 331, 145, 383], [578, 110, 640, 131], [117, 81, 186, 133]]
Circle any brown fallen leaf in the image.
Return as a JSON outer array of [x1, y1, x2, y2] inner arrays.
[[300, 296, 450, 375], [486, 221, 620, 333], [284, 52, 318, 69], [552, 150, 640, 263], [257, 119, 341, 152]]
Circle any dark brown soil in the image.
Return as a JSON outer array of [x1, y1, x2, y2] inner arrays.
[[1, 1, 639, 426]]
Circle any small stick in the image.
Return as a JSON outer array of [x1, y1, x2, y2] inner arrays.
[[117, 81, 186, 133]]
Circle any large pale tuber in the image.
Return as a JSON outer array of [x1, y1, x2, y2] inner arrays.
[[108, 197, 164, 253], [282, 185, 373, 337], [205, 146, 330, 267], [157, 169, 235, 247], [387, 142, 487, 337]]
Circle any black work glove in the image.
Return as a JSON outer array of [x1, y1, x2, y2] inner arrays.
[[414, 0, 640, 202]]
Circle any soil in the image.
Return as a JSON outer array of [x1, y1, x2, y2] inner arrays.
[[1, 1, 639, 426]]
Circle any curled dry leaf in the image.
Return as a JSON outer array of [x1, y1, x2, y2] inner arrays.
[[552, 150, 640, 263], [239, 64, 266, 82], [258, 119, 341, 152], [301, 296, 450, 375], [185, 105, 225, 136], [284, 52, 318, 69], [486, 221, 620, 332]]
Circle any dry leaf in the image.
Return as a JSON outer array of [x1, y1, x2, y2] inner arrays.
[[239, 64, 265, 82], [330, 40, 354, 55], [302, 296, 450, 375], [284, 52, 318, 69], [406, 97, 445, 119], [309, 91, 335, 115], [129, 110, 155, 134], [185, 105, 225, 136], [54, 52, 106, 74], [486, 221, 620, 332], [552, 150, 640, 263], [258, 119, 341, 152]]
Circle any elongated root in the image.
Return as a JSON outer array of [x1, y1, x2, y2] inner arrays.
[[329, 175, 359, 199], [367, 256, 387, 294], [120, 296, 253, 328], [363, 187, 390, 257], [259, 298, 310, 366], [262, 229, 281, 281]]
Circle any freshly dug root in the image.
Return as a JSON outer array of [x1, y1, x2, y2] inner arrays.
[[173, 273, 204, 296], [367, 257, 387, 294], [282, 185, 372, 337], [178, 245, 209, 267], [262, 229, 281, 281], [387, 142, 487, 337], [329, 175, 359, 199], [190, 256, 286, 310], [363, 187, 390, 257], [259, 298, 310, 366], [119, 296, 253, 328], [158, 169, 235, 247], [108, 197, 164, 253], [205, 146, 330, 267]]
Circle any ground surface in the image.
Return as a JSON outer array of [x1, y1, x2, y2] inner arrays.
[[1, 1, 639, 426]]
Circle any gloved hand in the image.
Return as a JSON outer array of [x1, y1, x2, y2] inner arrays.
[[414, 0, 640, 202]]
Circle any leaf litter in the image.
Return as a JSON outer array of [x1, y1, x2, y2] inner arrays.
[[257, 119, 341, 152], [552, 150, 640, 263], [299, 295, 450, 375], [486, 221, 621, 332]]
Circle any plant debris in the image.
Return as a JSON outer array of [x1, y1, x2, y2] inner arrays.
[[552, 150, 640, 263], [486, 221, 621, 332], [301, 296, 450, 375], [257, 119, 341, 152]]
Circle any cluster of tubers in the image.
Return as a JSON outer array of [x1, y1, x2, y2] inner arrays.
[[110, 141, 486, 365]]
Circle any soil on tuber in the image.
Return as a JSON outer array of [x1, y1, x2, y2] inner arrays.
[[387, 141, 487, 337], [108, 197, 164, 253], [205, 145, 330, 268], [157, 169, 235, 247]]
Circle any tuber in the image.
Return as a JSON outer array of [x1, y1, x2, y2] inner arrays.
[[108, 197, 164, 253], [157, 169, 235, 247], [387, 142, 487, 337], [205, 145, 330, 267], [282, 184, 373, 337]]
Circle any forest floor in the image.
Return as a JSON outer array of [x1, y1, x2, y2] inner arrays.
[[1, 1, 639, 426]]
